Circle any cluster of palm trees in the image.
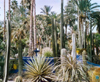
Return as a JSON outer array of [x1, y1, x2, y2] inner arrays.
[[0, 0, 100, 81]]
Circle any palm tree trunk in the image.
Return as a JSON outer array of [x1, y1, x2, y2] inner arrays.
[[54, 19, 57, 57], [81, 20, 83, 48], [4, 0, 6, 41], [29, 0, 34, 56], [3, 0, 11, 81], [33, 0, 37, 50], [52, 18, 55, 57], [77, 9, 80, 48], [18, 40, 23, 76], [93, 34, 94, 56], [65, 24, 67, 38], [85, 20, 87, 49], [8, 0, 10, 20], [90, 19, 92, 62], [79, 20, 82, 49]]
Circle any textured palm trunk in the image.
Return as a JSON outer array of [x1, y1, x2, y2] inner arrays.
[[85, 20, 87, 49], [79, 18, 82, 49], [18, 40, 23, 76], [4, 0, 6, 41], [54, 19, 57, 57], [33, 0, 37, 50], [79, 20, 82, 49], [29, 0, 34, 56], [90, 19, 92, 62], [93, 34, 94, 56], [78, 18, 82, 49], [78, 9, 80, 48], [81, 19, 84, 48], [81, 19, 83, 48], [52, 18, 55, 57]]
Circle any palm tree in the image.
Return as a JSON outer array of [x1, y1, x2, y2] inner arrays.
[[40, 5, 52, 15], [21, 0, 31, 13], [33, 0, 37, 50], [11, 0, 18, 12], [29, 0, 34, 56], [73, 0, 100, 49], [4, 0, 6, 41], [3, 0, 11, 81], [64, 0, 77, 38], [90, 12, 100, 33], [40, 6, 53, 48]]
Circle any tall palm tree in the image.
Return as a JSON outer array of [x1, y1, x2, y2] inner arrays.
[[4, 0, 6, 41], [40, 5, 52, 15], [3, 0, 11, 82], [64, 0, 77, 37], [73, 0, 100, 48], [33, 0, 37, 50], [29, 0, 34, 56]]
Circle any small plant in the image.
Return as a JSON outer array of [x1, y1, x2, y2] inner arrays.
[[54, 56, 89, 82], [25, 55, 55, 82], [14, 76, 22, 82], [42, 47, 53, 57]]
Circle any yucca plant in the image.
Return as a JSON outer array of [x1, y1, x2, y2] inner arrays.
[[25, 55, 56, 82], [54, 55, 89, 82]]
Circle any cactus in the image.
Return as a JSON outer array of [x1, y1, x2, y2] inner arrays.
[[14, 76, 22, 82]]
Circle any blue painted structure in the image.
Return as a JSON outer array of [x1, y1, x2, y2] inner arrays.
[[76, 55, 100, 67], [11, 55, 100, 73]]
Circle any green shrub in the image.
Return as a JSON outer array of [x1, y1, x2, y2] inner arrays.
[[44, 51, 53, 57], [42, 47, 53, 57]]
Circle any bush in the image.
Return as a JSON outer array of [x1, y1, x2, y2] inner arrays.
[[42, 47, 53, 57]]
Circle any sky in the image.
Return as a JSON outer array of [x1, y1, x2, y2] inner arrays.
[[0, 0, 100, 21], [0, 0, 68, 21]]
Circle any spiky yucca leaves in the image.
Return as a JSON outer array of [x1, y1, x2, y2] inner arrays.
[[54, 56, 89, 82], [25, 55, 55, 82]]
